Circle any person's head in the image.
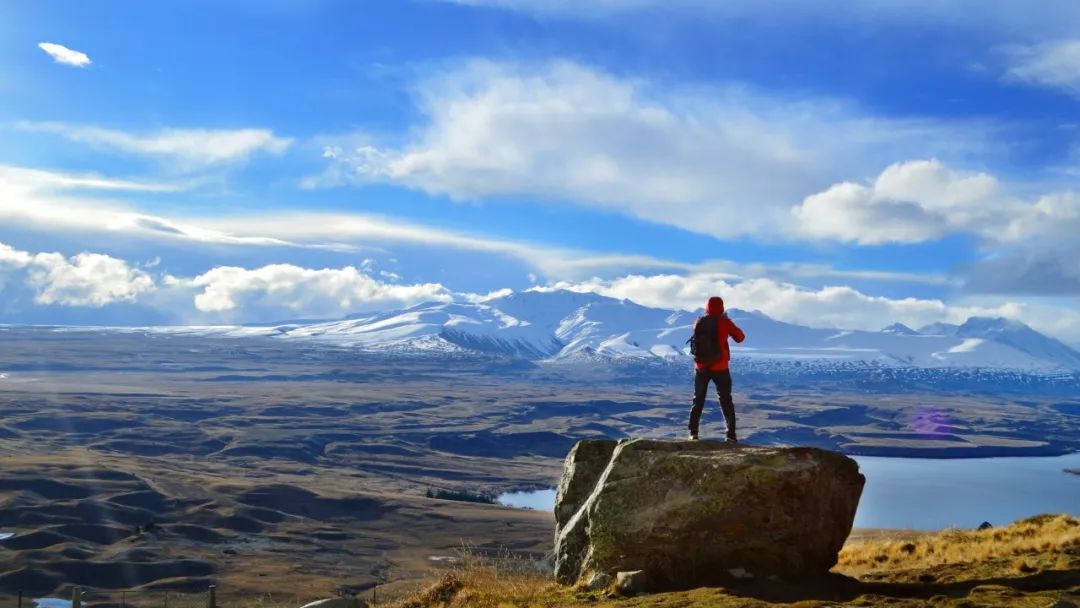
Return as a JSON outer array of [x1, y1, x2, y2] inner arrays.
[[706, 296, 725, 316]]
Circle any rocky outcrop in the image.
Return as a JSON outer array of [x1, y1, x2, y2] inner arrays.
[[555, 439, 618, 529], [554, 438, 865, 590]]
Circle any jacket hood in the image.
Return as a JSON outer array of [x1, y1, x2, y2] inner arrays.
[[706, 296, 725, 316]]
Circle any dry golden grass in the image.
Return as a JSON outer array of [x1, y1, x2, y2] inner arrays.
[[836, 514, 1080, 579], [387, 545, 559, 608], [387, 514, 1080, 608]]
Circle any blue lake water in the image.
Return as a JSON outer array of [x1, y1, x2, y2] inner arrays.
[[498, 453, 1080, 530], [34, 599, 71, 608]]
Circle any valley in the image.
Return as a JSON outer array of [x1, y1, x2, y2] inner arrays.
[[0, 327, 1078, 602]]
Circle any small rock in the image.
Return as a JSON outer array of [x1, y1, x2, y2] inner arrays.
[[584, 572, 611, 591], [299, 598, 364, 608], [615, 570, 651, 595], [727, 567, 753, 579]]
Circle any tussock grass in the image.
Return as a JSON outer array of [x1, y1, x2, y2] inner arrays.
[[387, 545, 556, 608], [837, 514, 1080, 578], [389, 515, 1080, 608]]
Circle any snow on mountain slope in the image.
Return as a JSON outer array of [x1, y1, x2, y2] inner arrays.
[[882, 323, 919, 336], [129, 290, 1080, 372], [954, 317, 1080, 370]]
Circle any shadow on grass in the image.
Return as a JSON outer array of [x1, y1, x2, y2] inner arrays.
[[722, 568, 1080, 604]]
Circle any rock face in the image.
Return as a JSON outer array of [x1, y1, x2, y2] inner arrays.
[[554, 438, 865, 590]]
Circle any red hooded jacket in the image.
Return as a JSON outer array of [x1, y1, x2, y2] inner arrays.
[[694, 296, 745, 372]]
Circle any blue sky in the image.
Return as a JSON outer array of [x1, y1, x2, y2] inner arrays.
[[2, 0, 1080, 343]]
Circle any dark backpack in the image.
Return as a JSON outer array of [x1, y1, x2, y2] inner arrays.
[[688, 315, 725, 364]]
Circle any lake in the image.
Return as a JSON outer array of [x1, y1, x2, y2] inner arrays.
[[498, 452, 1080, 530]]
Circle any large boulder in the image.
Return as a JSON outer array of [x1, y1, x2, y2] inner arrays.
[[553, 438, 865, 590]]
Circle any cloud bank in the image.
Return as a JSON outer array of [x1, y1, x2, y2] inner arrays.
[[4, 238, 1079, 346]]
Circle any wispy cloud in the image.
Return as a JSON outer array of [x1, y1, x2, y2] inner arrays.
[[16, 121, 292, 169], [37, 42, 91, 67], [0, 165, 184, 194], [1002, 39, 1080, 98], [307, 60, 992, 240], [0, 165, 295, 247], [0, 164, 954, 289]]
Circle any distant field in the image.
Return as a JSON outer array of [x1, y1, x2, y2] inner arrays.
[[0, 328, 1078, 601]]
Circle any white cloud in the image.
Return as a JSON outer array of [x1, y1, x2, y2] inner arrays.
[[0, 238, 457, 318], [0, 242, 32, 268], [789, 160, 1080, 294], [461, 287, 514, 303], [28, 252, 154, 307], [0, 165, 182, 194], [0, 165, 300, 248], [1004, 191, 1080, 242], [1002, 39, 1080, 97], [16, 122, 292, 169], [37, 42, 91, 67], [308, 60, 985, 239], [960, 191, 1080, 295], [179, 264, 453, 318], [0, 241, 154, 307], [791, 160, 1017, 245]]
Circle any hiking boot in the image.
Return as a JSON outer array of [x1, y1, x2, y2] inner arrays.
[[726, 435, 738, 444], [687, 432, 699, 441]]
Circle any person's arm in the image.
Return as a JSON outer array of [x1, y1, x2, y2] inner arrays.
[[726, 317, 746, 343]]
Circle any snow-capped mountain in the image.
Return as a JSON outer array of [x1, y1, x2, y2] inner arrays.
[[881, 323, 919, 336], [954, 317, 1080, 370], [139, 290, 1080, 373]]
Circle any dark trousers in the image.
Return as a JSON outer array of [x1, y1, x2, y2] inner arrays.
[[689, 368, 735, 439]]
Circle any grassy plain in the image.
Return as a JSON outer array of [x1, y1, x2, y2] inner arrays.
[[0, 328, 1077, 605]]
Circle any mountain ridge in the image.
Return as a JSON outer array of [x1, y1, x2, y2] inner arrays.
[[113, 290, 1080, 373]]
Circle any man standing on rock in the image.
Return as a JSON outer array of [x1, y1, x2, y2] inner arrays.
[[688, 296, 745, 442]]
